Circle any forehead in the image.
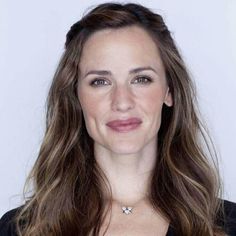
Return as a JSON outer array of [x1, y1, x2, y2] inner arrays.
[[81, 26, 162, 60], [79, 25, 164, 72]]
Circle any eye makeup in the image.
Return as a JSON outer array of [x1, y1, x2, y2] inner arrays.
[[89, 75, 153, 87]]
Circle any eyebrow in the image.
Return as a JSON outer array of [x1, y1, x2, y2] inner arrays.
[[83, 66, 158, 78]]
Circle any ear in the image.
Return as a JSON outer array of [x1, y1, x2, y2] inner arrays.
[[164, 87, 173, 107]]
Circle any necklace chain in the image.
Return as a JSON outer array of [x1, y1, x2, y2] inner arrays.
[[111, 194, 148, 215], [118, 196, 148, 215]]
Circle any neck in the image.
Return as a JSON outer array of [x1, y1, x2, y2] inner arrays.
[[94, 140, 157, 204]]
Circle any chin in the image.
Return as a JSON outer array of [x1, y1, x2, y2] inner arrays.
[[107, 144, 144, 155]]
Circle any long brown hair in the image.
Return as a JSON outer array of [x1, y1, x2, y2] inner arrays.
[[16, 2, 226, 235]]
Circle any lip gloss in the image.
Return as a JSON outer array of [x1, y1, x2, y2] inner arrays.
[[106, 118, 142, 133]]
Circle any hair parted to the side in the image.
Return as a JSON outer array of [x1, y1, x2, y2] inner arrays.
[[16, 2, 226, 236]]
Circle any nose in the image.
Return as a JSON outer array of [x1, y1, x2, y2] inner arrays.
[[111, 84, 135, 112]]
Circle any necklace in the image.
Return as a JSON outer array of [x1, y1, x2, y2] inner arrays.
[[118, 196, 148, 215], [113, 196, 147, 215], [121, 206, 133, 215]]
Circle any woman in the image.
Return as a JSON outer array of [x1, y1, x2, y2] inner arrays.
[[0, 2, 235, 236]]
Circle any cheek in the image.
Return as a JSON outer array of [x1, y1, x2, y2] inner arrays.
[[78, 90, 105, 125], [138, 86, 166, 112], [138, 87, 166, 133], [78, 96, 99, 137], [80, 98, 97, 120]]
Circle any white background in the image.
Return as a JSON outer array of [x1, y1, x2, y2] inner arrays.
[[0, 0, 235, 217]]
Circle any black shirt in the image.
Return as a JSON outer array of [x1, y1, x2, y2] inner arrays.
[[0, 199, 236, 235]]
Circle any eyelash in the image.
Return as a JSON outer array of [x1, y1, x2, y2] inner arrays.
[[89, 76, 153, 87]]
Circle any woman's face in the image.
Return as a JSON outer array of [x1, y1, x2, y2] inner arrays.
[[77, 25, 172, 154]]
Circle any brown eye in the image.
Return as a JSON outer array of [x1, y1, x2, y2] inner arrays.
[[89, 78, 110, 87], [133, 76, 153, 84]]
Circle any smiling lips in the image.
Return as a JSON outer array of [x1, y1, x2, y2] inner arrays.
[[106, 118, 142, 132]]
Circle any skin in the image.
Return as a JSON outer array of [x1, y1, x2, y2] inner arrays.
[[77, 25, 172, 235]]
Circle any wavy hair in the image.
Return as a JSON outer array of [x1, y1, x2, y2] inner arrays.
[[16, 2, 226, 236]]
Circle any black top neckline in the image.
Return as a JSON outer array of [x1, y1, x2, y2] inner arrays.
[[1, 199, 236, 235]]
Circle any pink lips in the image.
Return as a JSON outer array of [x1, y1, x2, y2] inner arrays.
[[106, 118, 142, 132]]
